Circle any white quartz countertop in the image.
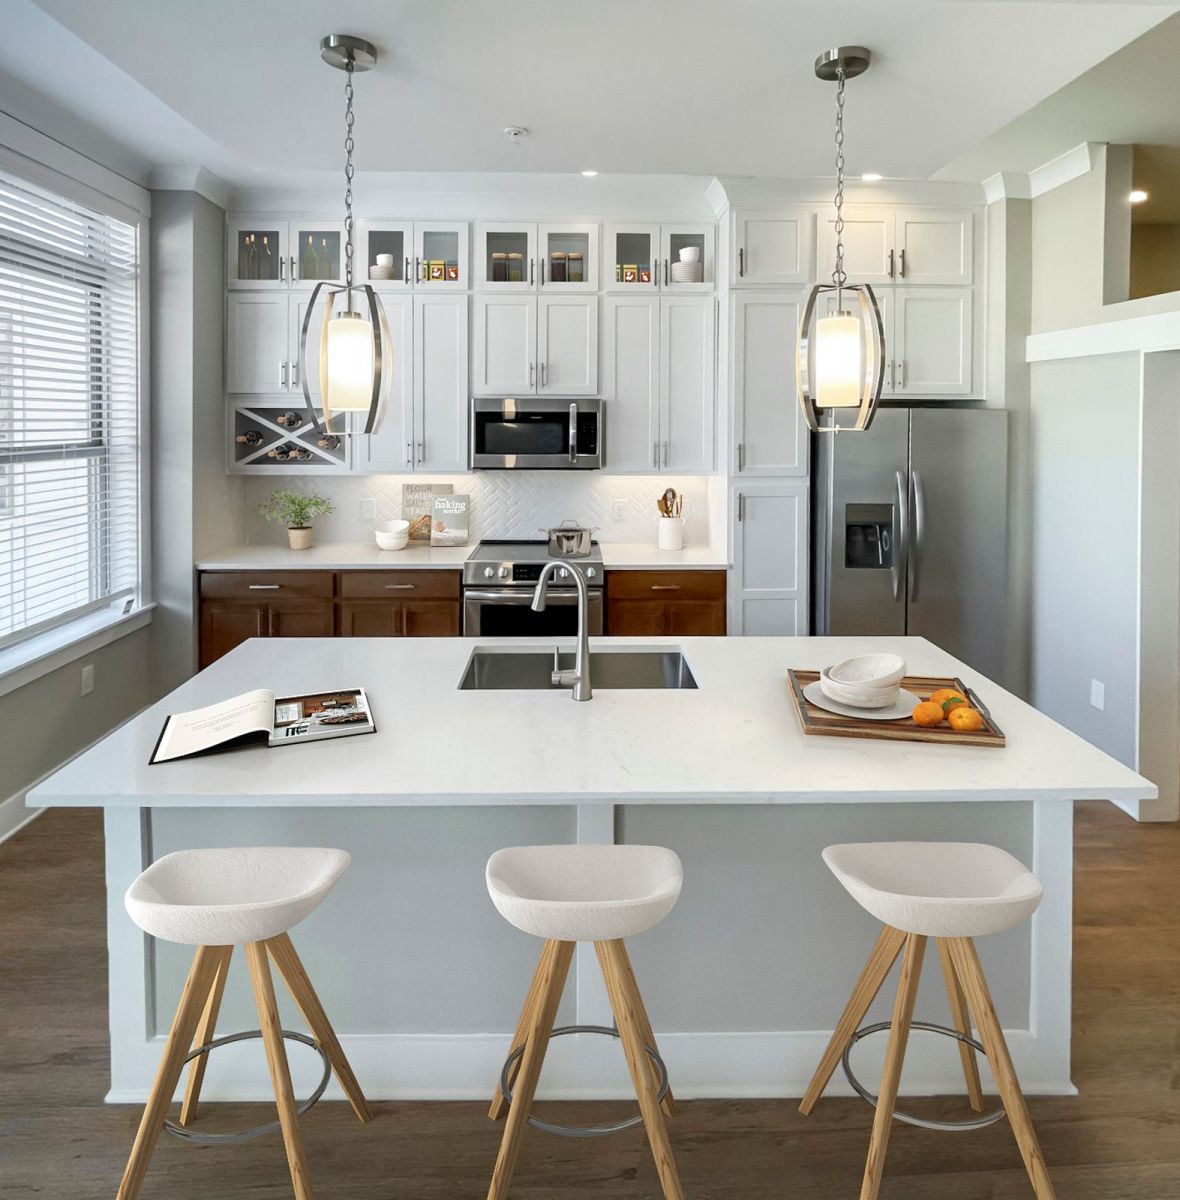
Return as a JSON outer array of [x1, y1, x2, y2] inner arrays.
[[195, 542, 730, 571], [30, 636, 1155, 809]]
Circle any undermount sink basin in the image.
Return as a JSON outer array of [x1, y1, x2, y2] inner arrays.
[[458, 647, 698, 691]]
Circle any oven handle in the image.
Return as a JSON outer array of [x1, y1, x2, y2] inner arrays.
[[569, 402, 578, 462], [464, 589, 591, 603]]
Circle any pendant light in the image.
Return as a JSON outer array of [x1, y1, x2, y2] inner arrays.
[[300, 34, 391, 437], [796, 46, 885, 434]]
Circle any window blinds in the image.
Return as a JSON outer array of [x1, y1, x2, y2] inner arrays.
[[0, 166, 141, 647]]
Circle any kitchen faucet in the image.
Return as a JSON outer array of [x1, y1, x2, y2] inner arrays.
[[531, 560, 593, 701]]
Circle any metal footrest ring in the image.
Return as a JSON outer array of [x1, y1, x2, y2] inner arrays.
[[499, 1023, 670, 1138], [841, 1020, 1006, 1132], [164, 1030, 332, 1146]]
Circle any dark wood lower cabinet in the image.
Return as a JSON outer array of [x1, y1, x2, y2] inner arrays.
[[605, 570, 727, 636], [339, 599, 461, 638]]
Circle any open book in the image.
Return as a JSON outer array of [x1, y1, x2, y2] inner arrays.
[[150, 687, 375, 764]]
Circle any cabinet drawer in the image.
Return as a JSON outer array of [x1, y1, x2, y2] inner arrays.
[[199, 571, 335, 599], [337, 569, 460, 599], [606, 570, 726, 602]]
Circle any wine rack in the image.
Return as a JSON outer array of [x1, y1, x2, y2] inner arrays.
[[228, 404, 351, 474]]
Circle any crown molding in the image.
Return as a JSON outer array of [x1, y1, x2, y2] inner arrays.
[[1028, 142, 1098, 199], [982, 171, 1032, 204], [148, 165, 230, 210]]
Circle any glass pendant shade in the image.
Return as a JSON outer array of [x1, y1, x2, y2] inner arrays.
[[325, 311, 374, 412], [796, 285, 885, 433], [814, 312, 862, 407]]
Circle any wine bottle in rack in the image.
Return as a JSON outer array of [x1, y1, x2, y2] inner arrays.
[[235, 430, 264, 446], [317, 433, 341, 450], [275, 412, 303, 429]]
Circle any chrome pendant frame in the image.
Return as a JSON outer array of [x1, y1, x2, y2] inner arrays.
[[796, 281, 886, 433], [299, 281, 390, 437]]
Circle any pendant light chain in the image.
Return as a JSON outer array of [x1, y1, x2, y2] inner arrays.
[[343, 58, 355, 291], [832, 66, 847, 297]]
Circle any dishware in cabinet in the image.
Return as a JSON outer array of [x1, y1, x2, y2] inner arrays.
[[413, 222, 469, 289], [661, 224, 713, 291], [359, 220, 414, 288], [606, 224, 715, 291]]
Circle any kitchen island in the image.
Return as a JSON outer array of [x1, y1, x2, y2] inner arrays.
[[30, 635, 1154, 1105]]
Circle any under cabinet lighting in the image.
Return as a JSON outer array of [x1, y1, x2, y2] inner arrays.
[[1129, 189, 1149, 204]]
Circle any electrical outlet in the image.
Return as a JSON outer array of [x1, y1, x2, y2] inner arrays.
[[612, 498, 626, 522], [80, 664, 95, 696], [361, 497, 377, 521], [1090, 679, 1105, 711]]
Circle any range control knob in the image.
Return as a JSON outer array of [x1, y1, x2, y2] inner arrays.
[[483, 566, 495, 579], [585, 567, 596, 579], [559, 568, 569, 579], [499, 566, 510, 579]]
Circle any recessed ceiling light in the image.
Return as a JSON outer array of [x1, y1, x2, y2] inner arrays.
[[1129, 188, 1149, 204], [581, 169, 598, 177], [861, 172, 883, 182]]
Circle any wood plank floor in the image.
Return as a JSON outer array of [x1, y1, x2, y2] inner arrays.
[[1, 802, 1177, 1198]]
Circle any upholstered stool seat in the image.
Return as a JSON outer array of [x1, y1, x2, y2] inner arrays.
[[486, 844, 682, 942], [484, 843, 685, 1200], [125, 847, 351, 945], [822, 841, 1043, 938]]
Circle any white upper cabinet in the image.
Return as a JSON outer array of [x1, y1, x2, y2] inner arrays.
[[226, 293, 289, 392], [730, 208, 813, 286], [473, 296, 537, 395], [731, 291, 808, 477], [818, 206, 974, 286], [538, 295, 598, 396], [289, 218, 346, 286], [475, 222, 537, 291], [358, 220, 414, 289], [605, 223, 715, 292], [660, 295, 714, 473], [538, 223, 598, 292], [413, 294, 469, 471], [413, 222, 469, 290], [357, 291, 414, 472], [893, 287, 973, 396], [602, 295, 660, 472], [227, 216, 288, 288], [605, 223, 661, 292], [816, 206, 895, 285]]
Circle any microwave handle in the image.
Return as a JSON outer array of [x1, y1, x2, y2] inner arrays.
[[569, 402, 578, 462]]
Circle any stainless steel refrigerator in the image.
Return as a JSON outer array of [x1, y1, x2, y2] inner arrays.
[[812, 407, 1008, 678]]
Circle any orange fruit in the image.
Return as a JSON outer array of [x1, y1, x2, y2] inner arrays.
[[947, 706, 984, 733], [930, 688, 968, 713], [912, 700, 946, 727]]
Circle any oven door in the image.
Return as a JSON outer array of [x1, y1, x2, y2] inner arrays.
[[464, 589, 605, 637], [470, 398, 601, 469]]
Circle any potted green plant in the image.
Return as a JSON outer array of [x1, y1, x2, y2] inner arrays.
[[259, 489, 335, 551]]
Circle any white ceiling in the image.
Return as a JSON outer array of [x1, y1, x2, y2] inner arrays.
[[4, 0, 1177, 188]]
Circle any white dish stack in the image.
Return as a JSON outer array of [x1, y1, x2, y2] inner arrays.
[[818, 653, 906, 709], [369, 252, 397, 282], [671, 244, 703, 284]]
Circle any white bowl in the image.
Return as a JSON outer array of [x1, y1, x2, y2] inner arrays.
[[826, 653, 906, 688], [818, 673, 900, 710], [678, 246, 700, 264], [375, 519, 409, 551]]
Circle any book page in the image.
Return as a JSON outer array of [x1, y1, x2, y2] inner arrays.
[[152, 689, 275, 763], [269, 687, 374, 745]]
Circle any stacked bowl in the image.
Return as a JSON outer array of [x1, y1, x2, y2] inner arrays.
[[818, 653, 906, 709]]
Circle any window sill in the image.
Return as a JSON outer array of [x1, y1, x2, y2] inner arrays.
[[0, 604, 155, 700]]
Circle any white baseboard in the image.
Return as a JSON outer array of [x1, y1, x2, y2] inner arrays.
[[0, 791, 42, 845]]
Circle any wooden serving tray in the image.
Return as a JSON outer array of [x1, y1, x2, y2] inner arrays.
[[787, 671, 1006, 748]]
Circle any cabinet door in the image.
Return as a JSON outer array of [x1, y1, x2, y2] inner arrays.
[[473, 295, 537, 396], [414, 222, 469, 289], [731, 292, 808, 476], [814, 286, 895, 398], [199, 601, 266, 668], [267, 600, 335, 638], [339, 600, 403, 636], [358, 291, 415, 472], [413, 294, 469, 471], [816, 206, 895, 285], [730, 483, 808, 636], [289, 291, 324, 402], [289, 219, 345, 285], [893, 287, 972, 397], [475, 222, 536, 291], [402, 600, 461, 637], [660, 224, 715, 293], [358, 220, 414, 289], [538, 222, 598, 292], [897, 209, 973, 285], [606, 599, 668, 636], [227, 215, 287, 289], [659, 295, 714, 473], [605, 223, 660, 292], [666, 601, 726, 636], [227, 293, 290, 393], [537, 296, 598, 396], [731, 209, 812, 285], [602, 296, 660, 472]]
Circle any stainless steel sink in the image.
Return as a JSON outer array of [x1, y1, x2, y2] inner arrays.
[[458, 647, 698, 691]]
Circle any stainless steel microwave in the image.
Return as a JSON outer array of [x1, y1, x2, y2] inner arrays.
[[469, 397, 602, 469]]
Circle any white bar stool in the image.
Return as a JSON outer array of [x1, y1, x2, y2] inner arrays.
[[117, 847, 371, 1200], [800, 841, 1055, 1200], [484, 843, 684, 1200]]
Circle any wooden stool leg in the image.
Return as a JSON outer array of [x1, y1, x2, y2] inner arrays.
[[611, 939, 677, 1117], [947, 938, 1057, 1200], [859, 933, 926, 1200], [177, 945, 233, 1127], [246, 941, 315, 1200], [116, 945, 225, 1200], [489, 938, 557, 1121], [487, 939, 574, 1200], [800, 925, 907, 1115], [936, 937, 985, 1112], [598, 940, 684, 1200], [265, 932, 373, 1123]]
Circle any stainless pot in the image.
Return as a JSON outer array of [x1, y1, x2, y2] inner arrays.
[[539, 519, 597, 558]]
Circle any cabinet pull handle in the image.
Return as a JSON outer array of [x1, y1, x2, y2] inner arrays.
[[267, 609, 276, 635], [403, 256, 410, 285], [291, 360, 299, 387], [888, 249, 895, 279], [650, 585, 681, 591], [652, 441, 659, 468], [664, 258, 669, 287], [280, 361, 288, 389], [738, 247, 745, 277], [406, 440, 414, 465], [529, 257, 535, 286], [898, 360, 905, 389], [279, 256, 286, 283], [662, 440, 669, 468], [257, 609, 265, 635], [417, 440, 424, 463], [541, 362, 547, 386], [737, 441, 745, 471], [416, 256, 422, 281], [385, 583, 415, 590], [737, 494, 745, 523], [899, 249, 906, 278], [290, 255, 297, 282], [529, 361, 535, 387], [248, 584, 281, 590]]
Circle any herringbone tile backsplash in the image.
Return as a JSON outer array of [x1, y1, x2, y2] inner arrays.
[[242, 473, 721, 548]]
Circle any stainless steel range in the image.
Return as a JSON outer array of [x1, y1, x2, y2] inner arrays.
[[462, 540, 604, 637]]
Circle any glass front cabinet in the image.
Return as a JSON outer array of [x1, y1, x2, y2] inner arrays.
[[358, 221, 414, 288], [227, 216, 346, 288], [605, 223, 714, 292], [414, 222, 469, 289], [474, 222, 598, 291]]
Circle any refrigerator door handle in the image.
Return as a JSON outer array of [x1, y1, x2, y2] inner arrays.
[[909, 468, 926, 601], [893, 469, 908, 602]]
